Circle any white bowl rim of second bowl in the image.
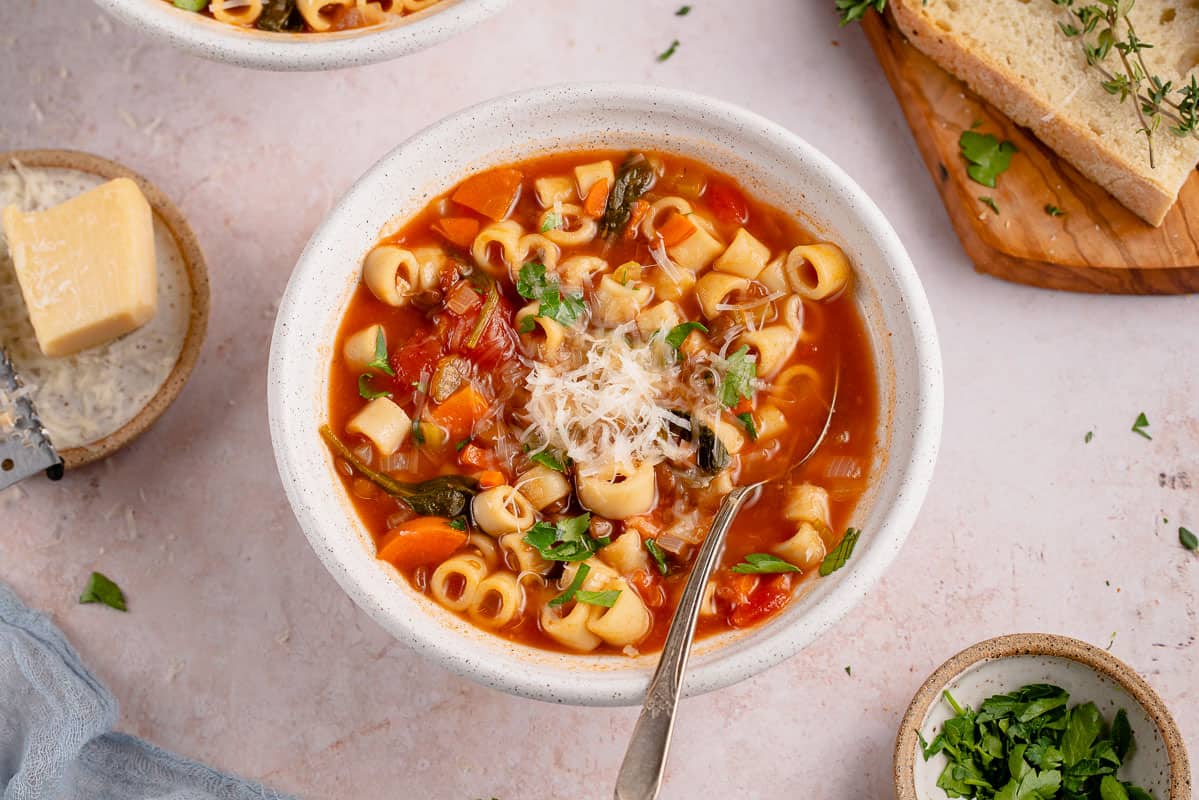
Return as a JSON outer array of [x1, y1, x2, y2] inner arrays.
[[92, 0, 513, 71], [268, 82, 944, 705]]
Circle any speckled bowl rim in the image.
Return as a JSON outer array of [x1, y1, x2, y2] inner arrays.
[[0, 149, 210, 470], [268, 83, 944, 705], [894, 633, 1192, 800], [92, 0, 512, 71]]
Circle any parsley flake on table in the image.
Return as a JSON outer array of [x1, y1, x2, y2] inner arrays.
[[79, 572, 127, 612], [1045, 204, 1066, 217], [1084, 430, 1094, 444], [1180, 527, 1198, 551], [675, 5, 692, 15], [657, 39, 680, 62], [979, 196, 1000, 214], [959, 131, 1017, 188], [1130, 412, 1152, 440]]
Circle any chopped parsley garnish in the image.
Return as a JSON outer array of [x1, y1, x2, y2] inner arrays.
[[719, 345, 757, 407], [920, 685, 1153, 800], [523, 513, 603, 562], [645, 539, 669, 575], [1084, 431, 1094, 444], [1046, 204, 1066, 217], [731, 553, 800, 574], [1180, 527, 1197, 551], [845, 665, 852, 676], [959, 131, 1017, 188], [819, 527, 861, 576], [979, 196, 1000, 214], [456, 438, 471, 452], [366, 327, 395, 376], [549, 563, 590, 607], [79, 572, 127, 612], [516, 262, 585, 330], [675, 5, 691, 15], [173, 0, 208, 10], [575, 589, 621, 608], [835, 0, 884, 25], [411, 420, 426, 445], [449, 518, 467, 532], [1131, 412, 1152, 440], [736, 411, 758, 440], [657, 39, 680, 62], [529, 449, 567, 473], [665, 321, 707, 351], [540, 212, 562, 233], [358, 373, 392, 400]]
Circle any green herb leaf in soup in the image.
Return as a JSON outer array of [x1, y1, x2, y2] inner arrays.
[[819, 527, 861, 576], [730, 553, 800, 574]]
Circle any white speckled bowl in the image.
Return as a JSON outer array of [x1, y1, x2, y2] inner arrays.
[[895, 634, 1192, 800], [93, 0, 511, 71], [268, 84, 944, 705]]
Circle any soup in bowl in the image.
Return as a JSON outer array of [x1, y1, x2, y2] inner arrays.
[[93, 0, 510, 70], [269, 85, 942, 704]]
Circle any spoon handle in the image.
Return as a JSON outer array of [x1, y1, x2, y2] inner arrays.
[[613, 483, 761, 800]]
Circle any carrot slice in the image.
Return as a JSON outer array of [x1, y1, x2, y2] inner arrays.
[[451, 168, 524, 221], [475, 469, 506, 490], [583, 178, 610, 217], [433, 217, 480, 248], [658, 212, 697, 247], [377, 517, 467, 569], [430, 385, 490, 442], [458, 442, 489, 469], [625, 199, 651, 239]]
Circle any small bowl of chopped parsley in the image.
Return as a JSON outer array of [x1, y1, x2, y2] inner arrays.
[[894, 634, 1190, 800]]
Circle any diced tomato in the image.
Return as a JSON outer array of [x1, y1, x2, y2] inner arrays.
[[731, 396, 753, 415], [629, 568, 666, 609], [391, 331, 442, 395], [444, 288, 518, 368], [715, 572, 758, 608], [625, 199, 651, 240], [705, 180, 750, 225], [729, 574, 793, 628]]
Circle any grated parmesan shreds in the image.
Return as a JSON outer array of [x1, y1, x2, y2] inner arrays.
[[522, 327, 691, 477]]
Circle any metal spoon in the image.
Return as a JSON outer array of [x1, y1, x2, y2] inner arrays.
[[613, 365, 840, 800]]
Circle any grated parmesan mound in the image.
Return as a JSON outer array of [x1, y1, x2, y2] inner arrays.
[[521, 327, 693, 477]]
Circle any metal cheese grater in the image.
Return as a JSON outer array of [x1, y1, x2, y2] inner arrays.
[[0, 348, 63, 490]]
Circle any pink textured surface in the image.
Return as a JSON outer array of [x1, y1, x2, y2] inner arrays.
[[1, 2, 1196, 798]]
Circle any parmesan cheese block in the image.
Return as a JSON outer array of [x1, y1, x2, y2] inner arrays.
[[2, 178, 157, 357], [0, 162, 190, 450]]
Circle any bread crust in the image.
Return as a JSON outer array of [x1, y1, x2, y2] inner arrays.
[[891, 0, 1185, 226]]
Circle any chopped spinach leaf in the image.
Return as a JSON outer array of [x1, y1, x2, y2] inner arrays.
[[818, 527, 861, 576], [549, 563, 590, 607], [602, 154, 655, 236], [731, 553, 800, 574], [645, 539, 670, 575], [665, 321, 707, 351]]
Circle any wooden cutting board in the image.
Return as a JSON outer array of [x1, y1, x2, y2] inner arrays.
[[861, 11, 1199, 294]]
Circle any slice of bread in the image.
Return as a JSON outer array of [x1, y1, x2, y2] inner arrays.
[[891, 0, 1199, 226]]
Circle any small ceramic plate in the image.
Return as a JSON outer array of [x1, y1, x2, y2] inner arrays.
[[894, 634, 1191, 800], [0, 149, 209, 470]]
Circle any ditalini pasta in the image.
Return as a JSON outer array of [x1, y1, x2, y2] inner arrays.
[[324, 150, 878, 655], [166, 0, 444, 33]]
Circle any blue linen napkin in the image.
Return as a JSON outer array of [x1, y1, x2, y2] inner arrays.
[[0, 581, 294, 800]]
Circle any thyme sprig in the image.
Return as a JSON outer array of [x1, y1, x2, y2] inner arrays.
[[1052, 0, 1199, 168]]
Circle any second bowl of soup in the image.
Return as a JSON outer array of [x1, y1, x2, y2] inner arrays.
[[269, 84, 943, 705]]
